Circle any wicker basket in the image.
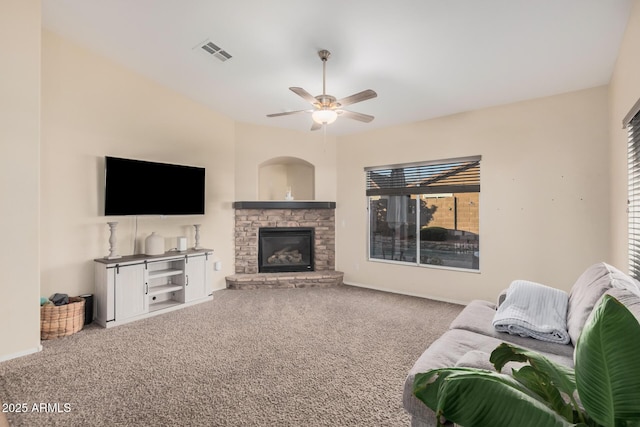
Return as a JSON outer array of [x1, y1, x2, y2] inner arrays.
[[40, 297, 85, 340]]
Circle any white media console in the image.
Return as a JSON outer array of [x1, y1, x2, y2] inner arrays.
[[94, 249, 213, 328]]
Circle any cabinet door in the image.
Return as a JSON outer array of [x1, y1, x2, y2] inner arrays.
[[114, 264, 148, 320], [184, 254, 210, 302]]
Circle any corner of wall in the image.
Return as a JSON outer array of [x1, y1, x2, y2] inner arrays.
[[0, 0, 42, 361]]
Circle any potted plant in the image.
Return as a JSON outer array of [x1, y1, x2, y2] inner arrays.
[[413, 295, 640, 427]]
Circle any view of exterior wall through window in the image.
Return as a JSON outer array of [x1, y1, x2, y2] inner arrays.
[[366, 156, 480, 271]]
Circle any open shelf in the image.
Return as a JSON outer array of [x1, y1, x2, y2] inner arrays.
[[148, 284, 182, 296], [148, 268, 183, 279], [149, 300, 181, 312]]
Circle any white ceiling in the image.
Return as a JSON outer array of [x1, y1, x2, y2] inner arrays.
[[42, 1, 633, 135]]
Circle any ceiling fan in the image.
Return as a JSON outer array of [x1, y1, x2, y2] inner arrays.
[[267, 49, 377, 130]]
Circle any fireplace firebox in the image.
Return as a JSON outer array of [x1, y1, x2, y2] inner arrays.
[[258, 227, 314, 273]]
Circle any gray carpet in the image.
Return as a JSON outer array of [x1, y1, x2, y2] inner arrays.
[[0, 285, 462, 426]]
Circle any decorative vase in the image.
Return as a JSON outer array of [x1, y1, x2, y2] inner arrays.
[[145, 232, 164, 255]]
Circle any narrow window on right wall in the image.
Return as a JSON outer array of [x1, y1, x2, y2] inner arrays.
[[625, 99, 640, 279], [365, 155, 481, 272]]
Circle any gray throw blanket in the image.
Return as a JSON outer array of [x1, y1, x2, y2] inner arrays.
[[492, 280, 570, 344]]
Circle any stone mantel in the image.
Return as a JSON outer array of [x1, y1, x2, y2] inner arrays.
[[232, 201, 336, 210]]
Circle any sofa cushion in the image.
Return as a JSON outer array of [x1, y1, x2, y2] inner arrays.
[[602, 287, 640, 324], [455, 350, 526, 375], [454, 350, 494, 370], [404, 329, 507, 423], [451, 300, 574, 358], [567, 262, 640, 346]]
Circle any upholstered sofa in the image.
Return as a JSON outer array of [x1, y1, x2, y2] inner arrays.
[[403, 262, 640, 427]]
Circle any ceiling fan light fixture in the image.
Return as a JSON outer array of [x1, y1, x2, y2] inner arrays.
[[312, 109, 338, 125]]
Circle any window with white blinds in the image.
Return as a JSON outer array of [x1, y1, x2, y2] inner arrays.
[[626, 106, 640, 279], [365, 155, 481, 271]]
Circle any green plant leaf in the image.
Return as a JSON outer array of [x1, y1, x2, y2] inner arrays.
[[512, 365, 574, 422], [575, 294, 640, 426], [415, 368, 574, 427], [490, 343, 576, 398], [413, 367, 491, 422]]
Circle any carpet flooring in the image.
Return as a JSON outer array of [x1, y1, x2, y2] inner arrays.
[[0, 285, 462, 426]]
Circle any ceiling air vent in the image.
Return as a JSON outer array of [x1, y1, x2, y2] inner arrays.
[[195, 40, 232, 62]]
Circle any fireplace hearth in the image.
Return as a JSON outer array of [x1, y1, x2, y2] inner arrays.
[[259, 227, 314, 273]]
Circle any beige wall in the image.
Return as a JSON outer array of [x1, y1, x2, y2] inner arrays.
[[40, 31, 236, 299], [287, 163, 315, 200], [609, 0, 640, 270], [259, 164, 289, 200], [0, 0, 42, 361], [337, 87, 611, 303], [235, 122, 337, 201]]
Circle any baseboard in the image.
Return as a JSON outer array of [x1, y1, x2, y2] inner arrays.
[[0, 344, 42, 363], [343, 281, 468, 306]]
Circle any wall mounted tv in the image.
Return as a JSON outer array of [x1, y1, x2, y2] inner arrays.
[[104, 156, 205, 216]]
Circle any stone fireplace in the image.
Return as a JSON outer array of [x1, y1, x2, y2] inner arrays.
[[227, 201, 343, 289]]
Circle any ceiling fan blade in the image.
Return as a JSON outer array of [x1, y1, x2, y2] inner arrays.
[[266, 109, 310, 118], [336, 89, 377, 107], [290, 87, 319, 106], [310, 121, 322, 131], [338, 110, 375, 123]]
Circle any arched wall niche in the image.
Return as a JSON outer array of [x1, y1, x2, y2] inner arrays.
[[258, 156, 315, 201]]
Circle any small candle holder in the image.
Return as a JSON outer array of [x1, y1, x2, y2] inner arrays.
[[105, 221, 122, 259], [193, 224, 202, 249]]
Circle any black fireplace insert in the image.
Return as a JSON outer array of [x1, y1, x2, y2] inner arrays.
[[258, 227, 314, 273]]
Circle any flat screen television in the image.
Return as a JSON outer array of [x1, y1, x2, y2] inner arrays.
[[104, 156, 205, 216]]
